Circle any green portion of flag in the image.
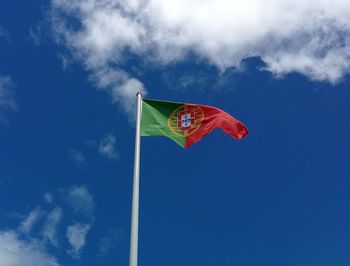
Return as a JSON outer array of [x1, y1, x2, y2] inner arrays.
[[141, 99, 186, 147]]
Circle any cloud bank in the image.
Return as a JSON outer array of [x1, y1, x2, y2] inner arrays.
[[50, 0, 350, 109]]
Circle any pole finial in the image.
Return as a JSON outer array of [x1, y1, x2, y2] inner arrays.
[[136, 91, 143, 97]]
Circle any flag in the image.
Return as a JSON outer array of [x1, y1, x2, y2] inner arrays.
[[141, 99, 248, 148]]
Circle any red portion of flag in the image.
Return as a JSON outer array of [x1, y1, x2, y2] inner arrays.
[[184, 105, 248, 148]]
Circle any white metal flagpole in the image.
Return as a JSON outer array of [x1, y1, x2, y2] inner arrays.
[[129, 91, 143, 266]]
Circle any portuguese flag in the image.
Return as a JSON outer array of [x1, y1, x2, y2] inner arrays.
[[141, 99, 248, 148]]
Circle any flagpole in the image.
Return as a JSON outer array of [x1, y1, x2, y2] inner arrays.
[[129, 91, 142, 266]]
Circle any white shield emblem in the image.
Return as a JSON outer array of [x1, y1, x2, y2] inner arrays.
[[181, 113, 192, 128]]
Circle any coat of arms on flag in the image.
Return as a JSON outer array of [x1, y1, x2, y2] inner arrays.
[[167, 105, 205, 137], [177, 109, 195, 130]]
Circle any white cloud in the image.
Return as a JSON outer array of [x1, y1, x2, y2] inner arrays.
[[65, 186, 95, 217], [90, 68, 144, 117], [51, 0, 146, 115], [51, 0, 350, 96], [0, 231, 60, 266], [41, 207, 63, 246], [0, 76, 17, 123], [19, 207, 43, 235], [66, 223, 91, 258], [98, 134, 118, 159]]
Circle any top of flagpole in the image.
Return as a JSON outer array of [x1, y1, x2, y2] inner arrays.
[[136, 91, 143, 97]]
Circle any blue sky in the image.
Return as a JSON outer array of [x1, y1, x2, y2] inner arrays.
[[0, 1, 350, 265]]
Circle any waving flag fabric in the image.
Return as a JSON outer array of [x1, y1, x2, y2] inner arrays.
[[141, 99, 248, 148]]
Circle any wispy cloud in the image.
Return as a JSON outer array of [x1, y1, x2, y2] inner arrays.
[[98, 134, 118, 160], [90, 68, 145, 116], [0, 231, 60, 266], [65, 186, 95, 218], [19, 207, 43, 235], [0, 25, 10, 42], [66, 223, 91, 258], [0, 186, 96, 264], [0, 76, 17, 123], [44, 193, 53, 204], [29, 24, 45, 46], [85, 133, 120, 160], [68, 149, 87, 166], [98, 229, 124, 257], [41, 207, 63, 246], [63, 186, 95, 258]]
